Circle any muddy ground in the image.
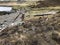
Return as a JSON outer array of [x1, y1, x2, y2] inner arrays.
[[0, 13, 60, 45]]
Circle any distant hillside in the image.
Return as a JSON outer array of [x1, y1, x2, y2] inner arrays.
[[30, 0, 60, 8], [44, 0, 60, 6]]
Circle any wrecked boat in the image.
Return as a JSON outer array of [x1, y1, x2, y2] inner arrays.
[[0, 6, 15, 15]]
